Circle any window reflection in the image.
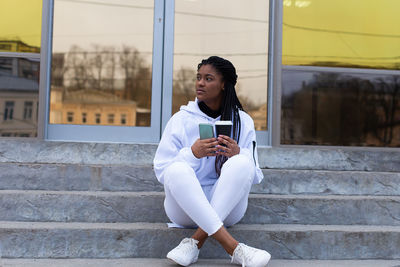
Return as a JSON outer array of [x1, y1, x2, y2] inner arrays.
[[281, 67, 400, 147], [0, 57, 39, 137], [283, 0, 400, 70], [0, 0, 42, 53], [50, 0, 154, 126], [173, 0, 269, 131]]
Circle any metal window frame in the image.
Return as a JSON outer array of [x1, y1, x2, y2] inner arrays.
[[38, 0, 52, 139], [270, 0, 283, 147], [43, 0, 165, 143], [160, 0, 274, 146], [37, 0, 276, 145], [160, 0, 175, 133]]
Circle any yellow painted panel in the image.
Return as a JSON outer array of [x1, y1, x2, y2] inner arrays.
[[0, 0, 42, 52], [283, 0, 400, 70]]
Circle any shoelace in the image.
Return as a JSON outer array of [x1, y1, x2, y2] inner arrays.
[[177, 238, 198, 255], [232, 244, 257, 267]]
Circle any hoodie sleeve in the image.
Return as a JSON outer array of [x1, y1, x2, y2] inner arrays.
[[238, 113, 264, 184], [153, 114, 201, 184]]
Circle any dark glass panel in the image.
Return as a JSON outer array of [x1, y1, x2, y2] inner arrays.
[[281, 67, 400, 147]]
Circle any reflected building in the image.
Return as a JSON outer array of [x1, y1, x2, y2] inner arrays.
[[0, 40, 40, 53], [248, 103, 268, 131], [49, 87, 137, 126], [50, 50, 150, 127], [0, 56, 39, 137]]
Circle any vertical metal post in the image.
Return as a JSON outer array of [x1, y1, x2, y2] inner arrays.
[[38, 0, 54, 140], [160, 0, 175, 135], [271, 0, 283, 146]]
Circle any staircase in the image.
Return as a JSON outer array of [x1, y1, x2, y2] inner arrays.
[[1, 140, 400, 266]]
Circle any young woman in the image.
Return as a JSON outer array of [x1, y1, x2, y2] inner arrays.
[[153, 56, 271, 267]]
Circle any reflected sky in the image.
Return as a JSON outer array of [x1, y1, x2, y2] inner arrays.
[[0, 0, 42, 49], [283, 0, 400, 69], [53, 0, 153, 53], [52, 0, 270, 104]]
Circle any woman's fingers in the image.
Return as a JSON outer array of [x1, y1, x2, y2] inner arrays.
[[217, 135, 237, 145], [217, 135, 239, 157]]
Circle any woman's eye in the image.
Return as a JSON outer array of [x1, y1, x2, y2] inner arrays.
[[206, 77, 212, 81]]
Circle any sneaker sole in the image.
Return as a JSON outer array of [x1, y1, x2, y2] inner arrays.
[[166, 255, 193, 267]]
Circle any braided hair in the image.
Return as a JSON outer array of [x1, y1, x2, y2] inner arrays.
[[197, 56, 244, 176]]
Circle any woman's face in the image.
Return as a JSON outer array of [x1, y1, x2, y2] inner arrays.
[[196, 64, 224, 111]]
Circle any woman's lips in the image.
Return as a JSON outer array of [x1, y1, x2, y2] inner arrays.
[[196, 89, 205, 94]]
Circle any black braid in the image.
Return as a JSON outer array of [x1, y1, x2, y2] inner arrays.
[[197, 56, 244, 176]]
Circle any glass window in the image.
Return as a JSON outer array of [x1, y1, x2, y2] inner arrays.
[[282, 0, 400, 147], [23, 101, 33, 120], [95, 113, 101, 124], [173, 0, 270, 131], [67, 112, 74, 123], [50, 0, 154, 127], [282, 0, 400, 70], [282, 68, 400, 147], [0, 58, 39, 137], [0, 0, 41, 138], [4, 101, 15, 121], [0, 0, 42, 53], [108, 114, 115, 124], [121, 114, 127, 125], [82, 112, 87, 123]]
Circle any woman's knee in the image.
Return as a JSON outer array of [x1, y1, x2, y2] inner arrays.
[[223, 198, 248, 227], [164, 161, 197, 189], [164, 198, 196, 228], [221, 154, 255, 183]]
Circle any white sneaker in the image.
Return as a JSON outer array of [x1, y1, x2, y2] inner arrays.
[[166, 238, 200, 266], [231, 243, 271, 267]]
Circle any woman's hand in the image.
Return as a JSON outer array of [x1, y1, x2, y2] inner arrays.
[[216, 135, 240, 157], [191, 138, 219, 158]]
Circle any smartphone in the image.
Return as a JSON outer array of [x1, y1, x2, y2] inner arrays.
[[215, 120, 232, 138], [199, 123, 214, 139]]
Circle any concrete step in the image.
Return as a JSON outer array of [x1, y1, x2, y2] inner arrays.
[[2, 259, 400, 267], [1, 221, 400, 260], [0, 190, 167, 223], [2, 162, 400, 196], [1, 140, 400, 172], [254, 169, 400, 196], [0, 162, 163, 192], [3, 190, 400, 225]]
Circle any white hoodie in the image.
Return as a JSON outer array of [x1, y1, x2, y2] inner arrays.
[[153, 99, 264, 186]]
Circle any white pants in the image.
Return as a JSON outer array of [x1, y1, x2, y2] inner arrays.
[[163, 154, 255, 236]]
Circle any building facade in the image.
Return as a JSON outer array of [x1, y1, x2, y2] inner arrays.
[[1, 0, 399, 148]]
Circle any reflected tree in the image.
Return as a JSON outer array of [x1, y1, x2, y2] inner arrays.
[[52, 44, 152, 109], [282, 71, 400, 147], [373, 76, 400, 145], [173, 67, 196, 113], [65, 45, 90, 90], [119, 45, 151, 108]]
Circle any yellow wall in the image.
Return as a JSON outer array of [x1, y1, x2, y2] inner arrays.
[[0, 0, 42, 51], [283, 0, 400, 70]]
